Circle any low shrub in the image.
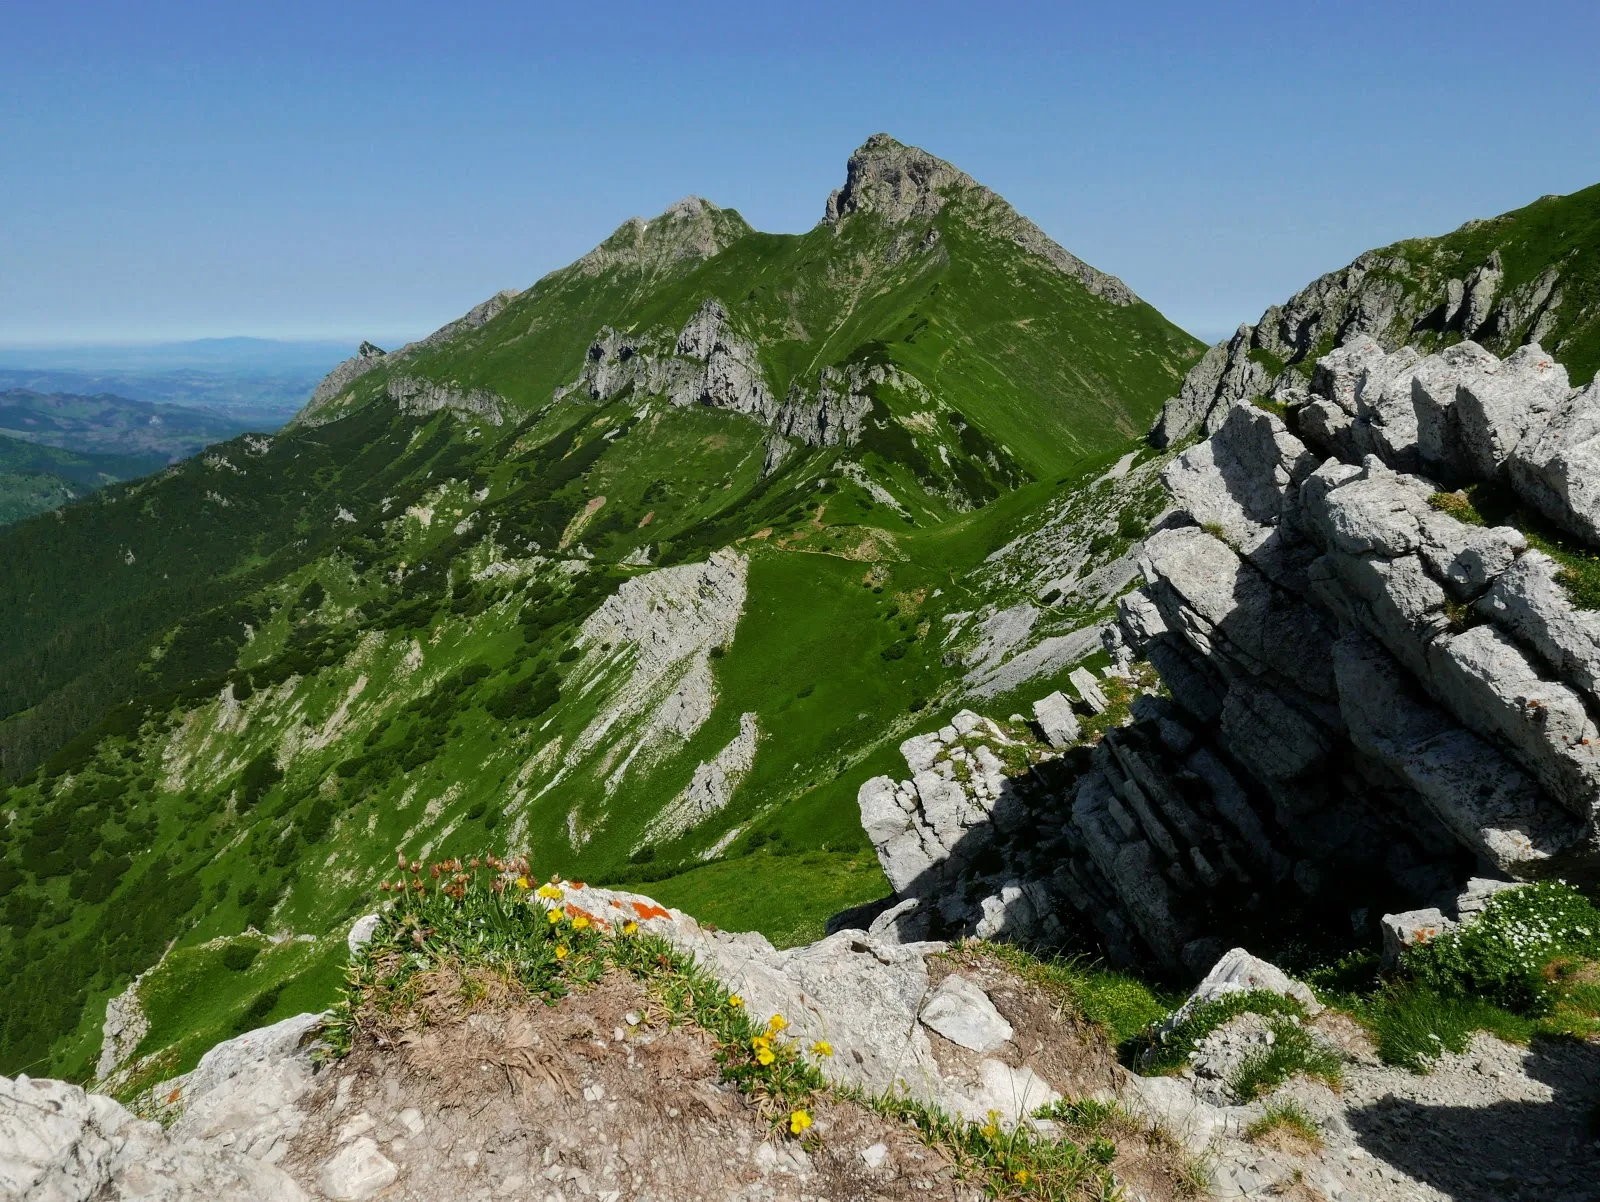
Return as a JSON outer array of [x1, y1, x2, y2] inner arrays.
[[1403, 882, 1600, 1014], [220, 943, 261, 973], [1133, 989, 1305, 1076], [1226, 1015, 1342, 1100]]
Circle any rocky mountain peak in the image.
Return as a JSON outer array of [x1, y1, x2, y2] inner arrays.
[[823, 133, 977, 225], [824, 133, 1138, 306], [576, 195, 750, 277]]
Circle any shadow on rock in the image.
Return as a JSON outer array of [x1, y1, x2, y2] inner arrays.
[[1344, 1035, 1600, 1202]]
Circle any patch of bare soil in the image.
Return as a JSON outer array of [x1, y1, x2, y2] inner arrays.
[[281, 968, 972, 1201]]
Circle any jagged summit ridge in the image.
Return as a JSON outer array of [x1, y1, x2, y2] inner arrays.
[[824, 133, 1138, 306], [574, 194, 752, 278]]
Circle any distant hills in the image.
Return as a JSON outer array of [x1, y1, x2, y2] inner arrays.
[[0, 337, 368, 421], [0, 388, 265, 525], [0, 388, 259, 461]]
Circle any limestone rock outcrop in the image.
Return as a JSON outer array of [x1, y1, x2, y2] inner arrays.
[[559, 297, 882, 464], [1094, 337, 1600, 968], [857, 336, 1600, 977], [297, 290, 519, 426], [385, 375, 507, 426], [1151, 227, 1582, 451], [1, 1056, 312, 1202]]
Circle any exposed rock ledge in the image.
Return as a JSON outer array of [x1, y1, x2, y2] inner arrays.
[[10, 896, 1592, 1201], [295, 289, 519, 426], [385, 375, 507, 427]]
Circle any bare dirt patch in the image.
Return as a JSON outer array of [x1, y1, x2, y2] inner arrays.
[[282, 969, 971, 1201]]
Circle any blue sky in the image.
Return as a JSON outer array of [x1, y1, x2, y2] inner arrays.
[[4, 0, 1599, 348]]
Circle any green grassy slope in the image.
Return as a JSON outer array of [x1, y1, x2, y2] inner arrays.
[[0, 136, 1200, 1081], [0, 433, 167, 526], [1255, 181, 1600, 387]]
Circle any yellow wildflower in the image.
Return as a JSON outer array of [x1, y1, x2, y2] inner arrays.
[[515, 876, 531, 890], [767, 1014, 788, 1033], [811, 1040, 833, 1057], [751, 1034, 772, 1052], [726, 993, 743, 1008], [622, 920, 639, 936], [536, 883, 563, 900], [788, 1109, 812, 1136], [572, 914, 590, 931], [755, 1046, 776, 1066], [1013, 1169, 1031, 1185], [554, 945, 569, 960], [547, 908, 563, 925]]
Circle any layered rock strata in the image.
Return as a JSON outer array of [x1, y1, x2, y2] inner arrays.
[[861, 339, 1600, 976], [1105, 339, 1600, 966]]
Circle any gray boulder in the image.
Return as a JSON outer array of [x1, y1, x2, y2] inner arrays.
[[1478, 550, 1600, 701], [1453, 343, 1570, 478], [1410, 340, 1501, 477], [166, 1011, 324, 1163], [0, 1073, 308, 1202], [918, 974, 1014, 1053], [1303, 455, 1526, 598], [345, 914, 380, 957], [1032, 690, 1079, 747], [1381, 908, 1455, 966], [1160, 947, 1320, 1036], [1069, 666, 1110, 714], [1509, 379, 1600, 547], [1454, 877, 1523, 921]]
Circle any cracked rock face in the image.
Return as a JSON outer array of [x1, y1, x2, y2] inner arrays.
[[561, 297, 879, 468], [385, 375, 507, 426], [875, 337, 1600, 976], [1093, 336, 1600, 968]]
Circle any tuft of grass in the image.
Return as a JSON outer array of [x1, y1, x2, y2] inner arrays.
[[1131, 989, 1306, 1076], [1226, 1016, 1343, 1101], [1364, 981, 1534, 1073], [866, 1090, 1124, 1199], [1428, 490, 1485, 526], [1077, 663, 1158, 745], [1247, 347, 1288, 377], [971, 940, 1174, 1047], [1246, 1099, 1323, 1153]]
